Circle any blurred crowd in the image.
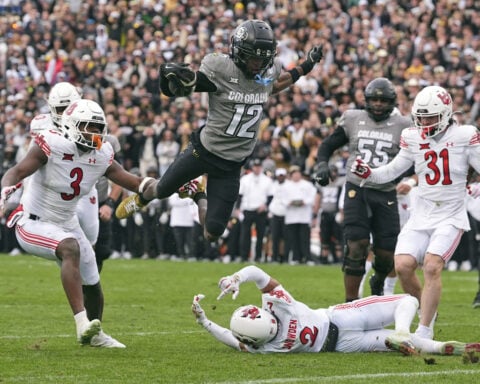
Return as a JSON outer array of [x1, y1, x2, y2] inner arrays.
[[1, 0, 480, 262]]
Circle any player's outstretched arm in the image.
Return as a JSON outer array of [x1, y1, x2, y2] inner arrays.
[[272, 45, 323, 94], [192, 295, 246, 352], [217, 266, 280, 300]]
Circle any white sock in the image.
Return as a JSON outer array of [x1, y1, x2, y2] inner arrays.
[[358, 260, 373, 298], [415, 324, 434, 339], [384, 276, 397, 295], [74, 310, 89, 338]]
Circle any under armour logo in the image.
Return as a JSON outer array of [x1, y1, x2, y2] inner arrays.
[[89, 158, 96, 164], [445, 142, 454, 147], [90, 196, 96, 204]]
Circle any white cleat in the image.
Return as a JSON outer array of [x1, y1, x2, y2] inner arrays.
[[78, 319, 102, 345], [90, 331, 126, 348]]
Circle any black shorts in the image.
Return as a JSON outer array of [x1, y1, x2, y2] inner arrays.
[[342, 182, 400, 251], [157, 130, 243, 236]]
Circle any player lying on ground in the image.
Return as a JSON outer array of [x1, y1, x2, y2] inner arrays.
[[192, 265, 480, 355]]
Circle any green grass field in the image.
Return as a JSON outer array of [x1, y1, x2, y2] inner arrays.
[[1, 254, 480, 384]]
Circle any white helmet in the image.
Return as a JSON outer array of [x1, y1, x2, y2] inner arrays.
[[61, 99, 107, 150], [412, 85, 453, 138], [47, 82, 82, 125], [230, 305, 277, 347]]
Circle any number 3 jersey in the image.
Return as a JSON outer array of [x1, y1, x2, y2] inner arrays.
[[341, 109, 412, 191], [369, 124, 480, 230], [21, 130, 114, 227], [245, 285, 330, 353], [198, 53, 282, 163]]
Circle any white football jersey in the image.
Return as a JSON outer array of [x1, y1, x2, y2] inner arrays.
[[244, 286, 330, 353], [30, 113, 55, 135], [369, 124, 480, 230], [22, 130, 114, 226]]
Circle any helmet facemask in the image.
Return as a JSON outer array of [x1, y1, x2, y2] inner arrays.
[[364, 78, 397, 122], [231, 20, 277, 79], [62, 100, 107, 150], [412, 86, 453, 139]]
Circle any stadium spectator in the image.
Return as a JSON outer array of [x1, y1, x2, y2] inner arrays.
[[191, 265, 480, 355], [237, 158, 273, 263], [283, 165, 317, 265]]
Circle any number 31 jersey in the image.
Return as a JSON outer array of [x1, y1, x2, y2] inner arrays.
[[22, 130, 114, 226]]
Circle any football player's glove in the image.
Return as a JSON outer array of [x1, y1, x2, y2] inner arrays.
[[0, 182, 22, 214], [6, 204, 24, 228], [306, 45, 323, 64], [313, 162, 331, 186], [467, 184, 480, 198], [217, 274, 241, 300], [192, 294, 207, 324], [160, 63, 197, 97], [351, 157, 372, 179]]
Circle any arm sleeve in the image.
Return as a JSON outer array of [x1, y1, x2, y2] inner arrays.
[[317, 127, 349, 163], [235, 266, 271, 290], [369, 149, 414, 184], [159, 70, 217, 97], [201, 319, 243, 351]]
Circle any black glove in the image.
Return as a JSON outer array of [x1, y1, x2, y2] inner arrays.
[[160, 63, 197, 97], [301, 45, 323, 75], [306, 45, 323, 64], [314, 162, 330, 186]]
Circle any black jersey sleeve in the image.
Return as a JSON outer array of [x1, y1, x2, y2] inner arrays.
[[316, 127, 349, 163], [159, 70, 217, 96]]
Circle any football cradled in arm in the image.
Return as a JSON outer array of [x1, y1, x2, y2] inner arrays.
[[159, 63, 197, 97]]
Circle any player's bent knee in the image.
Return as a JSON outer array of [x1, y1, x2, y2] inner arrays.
[[205, 220, 225, 241]]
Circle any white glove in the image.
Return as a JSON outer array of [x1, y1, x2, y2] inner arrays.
[[217, 274, 241, 300], [192, 294, 207, 324], [0, 183, 22, 214], [350, 157, 372, 179], [467, 184, 480, 198], [6, 204, 24, 228]]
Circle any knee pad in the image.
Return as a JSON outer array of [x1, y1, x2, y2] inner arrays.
[[342, 240, 369, 276], [205, 219, 226, 240], [372, 248, 394, 275]]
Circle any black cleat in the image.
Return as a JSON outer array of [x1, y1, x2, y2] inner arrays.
[[473, 291, 480, 309], [369, 274, 384, 296]]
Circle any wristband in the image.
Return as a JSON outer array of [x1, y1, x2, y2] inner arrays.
[[288, 67, 301, 83], [300, 60, 314, 75], [103, 197, 116, 209]]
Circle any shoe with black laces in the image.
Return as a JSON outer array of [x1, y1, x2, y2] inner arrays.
[[369, 274, 384, 296]]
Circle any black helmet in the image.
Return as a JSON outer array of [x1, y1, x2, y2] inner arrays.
[[230, 19, 277, 79], [364, 77, 397, 122]]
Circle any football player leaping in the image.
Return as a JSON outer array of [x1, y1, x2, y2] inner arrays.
[[115, 19, 323, 243]]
